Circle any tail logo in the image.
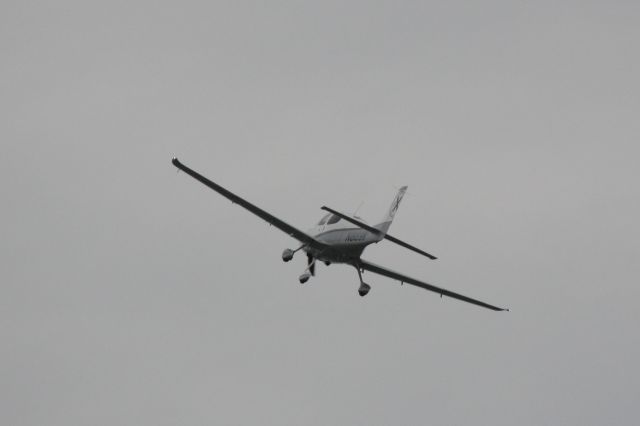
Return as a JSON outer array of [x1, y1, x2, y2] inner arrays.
[[390, 191, 404, 218]]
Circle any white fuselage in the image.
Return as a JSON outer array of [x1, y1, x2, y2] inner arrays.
[[304, 215, 381, 264]]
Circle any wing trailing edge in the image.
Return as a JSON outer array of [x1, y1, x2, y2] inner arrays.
[[359, 259, 508, 311]]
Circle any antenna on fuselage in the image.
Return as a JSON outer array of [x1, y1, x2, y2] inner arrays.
[[353, 201, 364, 220]]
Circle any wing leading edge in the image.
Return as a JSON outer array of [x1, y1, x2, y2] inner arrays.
[[359, 259, 508, 311], [172, 158, 327, 250]]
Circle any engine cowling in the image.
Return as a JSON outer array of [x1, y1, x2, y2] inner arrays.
[[282, 248, 294, 262]]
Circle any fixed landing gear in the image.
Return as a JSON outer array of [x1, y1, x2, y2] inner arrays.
[[298, 255, 316, 285], [355, 266, 371, 297], [282, 245, 305, 262], [282, 248, 294, 262], [283, 245, 316, 284], [358, 283, 371, 297], [299, 272, 311, 284]]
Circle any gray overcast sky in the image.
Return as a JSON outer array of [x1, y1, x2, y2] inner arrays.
[[2, 1, 639, 424]]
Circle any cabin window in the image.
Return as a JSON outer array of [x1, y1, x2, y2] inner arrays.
[[317, 213, 331, 225], [327, 214, 341, 225]]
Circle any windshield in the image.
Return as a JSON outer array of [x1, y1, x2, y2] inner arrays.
[[317, 213, 331, 225], [327, 214, 341, 225]]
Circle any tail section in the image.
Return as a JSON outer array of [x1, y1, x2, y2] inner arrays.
[[375, 186, 407, 236], [321, 187, 438, 260]]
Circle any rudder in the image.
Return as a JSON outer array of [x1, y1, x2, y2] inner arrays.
[[375, 186, 407, 235]]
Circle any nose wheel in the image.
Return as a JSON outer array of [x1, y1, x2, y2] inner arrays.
[[299, 272, 311, 284], [299, 256, 316, 284]]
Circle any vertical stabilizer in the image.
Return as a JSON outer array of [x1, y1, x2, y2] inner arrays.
[[375, 186, 407, 236]]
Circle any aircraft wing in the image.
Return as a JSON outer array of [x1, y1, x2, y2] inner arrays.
[[172, 158, 327, 250], [359, 259, 508, 311]]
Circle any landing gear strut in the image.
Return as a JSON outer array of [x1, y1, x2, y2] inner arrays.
[[356, 266, 371, 297]]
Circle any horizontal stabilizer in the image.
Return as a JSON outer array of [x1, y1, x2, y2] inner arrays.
[[321, 206, 437, 260], [383, 234, 437, 260]]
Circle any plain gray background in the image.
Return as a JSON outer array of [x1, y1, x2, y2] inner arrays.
[[2, 1, 639, 424]]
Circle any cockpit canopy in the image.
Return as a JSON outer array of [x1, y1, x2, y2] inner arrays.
[[317, 213, 341, 225]]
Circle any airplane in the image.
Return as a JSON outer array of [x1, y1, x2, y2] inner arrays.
[[172, 158, 508, 311]]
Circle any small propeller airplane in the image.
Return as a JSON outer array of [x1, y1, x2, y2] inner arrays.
[[172, 158, 507, 311]]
